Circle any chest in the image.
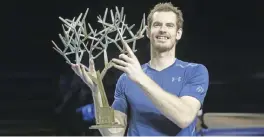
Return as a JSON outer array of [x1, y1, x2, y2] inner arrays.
[[125, 71, 185, 113]]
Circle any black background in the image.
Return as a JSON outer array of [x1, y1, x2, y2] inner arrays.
[[2, 0, 264, 135]]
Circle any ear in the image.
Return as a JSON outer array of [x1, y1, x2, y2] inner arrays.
[[176, 28, 183, 40], [146, 26, 150, 39]]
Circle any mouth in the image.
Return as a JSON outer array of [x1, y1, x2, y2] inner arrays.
[[155, 36, 169, 40]]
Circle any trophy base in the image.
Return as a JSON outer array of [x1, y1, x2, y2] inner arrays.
[[89, 124, 124, 129]]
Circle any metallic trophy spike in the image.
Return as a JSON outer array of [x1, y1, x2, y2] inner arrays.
[[51, 7, 146, 129]]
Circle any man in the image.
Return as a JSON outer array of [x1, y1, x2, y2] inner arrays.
[[72, 2, 209, 136]]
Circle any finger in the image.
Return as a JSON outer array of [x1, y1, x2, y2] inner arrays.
[[112, 58, 128, 67], [71, 64, 77, 73], [71, 64, 81, 76], [76, 65, 83, 77], [89, 59, 95, 72], [80, 64, 93, 86], [118, 54, 133, 63], [121, 39, 135, 58], [112, 62, 127, 73]]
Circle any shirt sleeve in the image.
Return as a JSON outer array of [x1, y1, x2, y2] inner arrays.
[[179, 64, 209, 106], [111, 74, 128, 114]]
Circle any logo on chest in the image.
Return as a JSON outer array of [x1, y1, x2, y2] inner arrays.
[[172, 76, 181, 82]]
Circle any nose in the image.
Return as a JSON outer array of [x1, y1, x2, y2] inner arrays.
[[159, 25, 167, 33]]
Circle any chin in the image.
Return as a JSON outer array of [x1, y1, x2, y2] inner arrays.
[[154, 44, 174, 53]]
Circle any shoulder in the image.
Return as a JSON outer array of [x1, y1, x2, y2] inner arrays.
[[176, 59, 208, 71], [176, 59, 209, 79], [116, 73, 128, 85]]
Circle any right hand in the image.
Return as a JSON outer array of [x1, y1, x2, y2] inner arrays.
[[71, 59, 97, 90]]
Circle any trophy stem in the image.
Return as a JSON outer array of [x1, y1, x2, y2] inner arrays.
[[95, 71, 109, 107], [91, 88, 100, 125], [89, 71, 124, 129]]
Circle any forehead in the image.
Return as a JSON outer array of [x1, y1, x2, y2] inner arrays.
[[152, 11, 177, 24]]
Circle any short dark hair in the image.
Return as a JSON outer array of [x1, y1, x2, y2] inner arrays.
[[147, 2, 184, 30]]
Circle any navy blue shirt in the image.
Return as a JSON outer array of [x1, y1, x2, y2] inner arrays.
[[112, 58, 209, 136]]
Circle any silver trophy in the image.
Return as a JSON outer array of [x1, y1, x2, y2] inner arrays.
[[51, 7, 146, 129]]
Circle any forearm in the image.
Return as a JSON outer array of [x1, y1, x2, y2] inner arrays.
[[137, 74, 196, 128]]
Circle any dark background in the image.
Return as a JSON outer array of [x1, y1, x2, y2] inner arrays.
[[2, 0, 264, 135]]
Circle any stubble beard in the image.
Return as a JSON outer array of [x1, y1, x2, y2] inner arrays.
[[151, 39, 176, 53]]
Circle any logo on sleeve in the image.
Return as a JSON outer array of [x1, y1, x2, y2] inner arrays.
[[196, 86, 204, 93]]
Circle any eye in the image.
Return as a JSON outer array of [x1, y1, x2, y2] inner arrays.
[[153, 22, 161, 27], [167, 23, 175, 28]]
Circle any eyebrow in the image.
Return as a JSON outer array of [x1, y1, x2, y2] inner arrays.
[[153, 21, 175, 26], [153, 21, 162, 24]]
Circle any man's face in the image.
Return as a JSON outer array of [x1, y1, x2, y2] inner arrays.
[[148, 11, 182, 52]]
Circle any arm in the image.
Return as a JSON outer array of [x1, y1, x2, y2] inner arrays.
[[136, 65, 209, 128], [111, 40, 208, 129]]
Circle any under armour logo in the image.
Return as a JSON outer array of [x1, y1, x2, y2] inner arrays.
[[172, 77, 181, 82], [196, 86, 204, 93], [178, 77, 181, 82], [172, 77, 175, 82]]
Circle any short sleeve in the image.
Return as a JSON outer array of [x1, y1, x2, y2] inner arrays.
[[179, 64, 209, 106], [111, 74, 128, 114]]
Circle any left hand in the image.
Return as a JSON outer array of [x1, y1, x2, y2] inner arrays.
[[112, 39, 145, 83]]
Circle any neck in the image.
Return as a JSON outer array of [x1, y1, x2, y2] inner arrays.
[[149, 46, 176, 71]]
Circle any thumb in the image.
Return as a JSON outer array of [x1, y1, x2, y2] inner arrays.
[[89, 59, 95, 72], [80, 64, 94, 87]]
